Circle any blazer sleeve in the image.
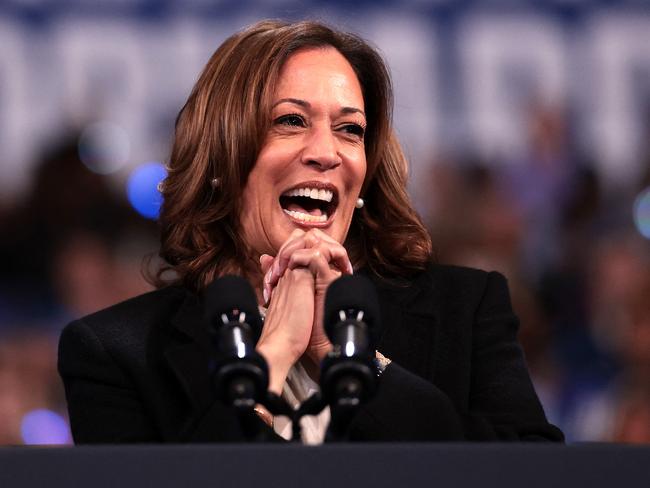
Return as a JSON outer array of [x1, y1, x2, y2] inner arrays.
[[58, 319, 160, 443], [350, 271, 564, 442]]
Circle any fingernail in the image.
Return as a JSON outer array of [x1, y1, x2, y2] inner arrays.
[[263, 287, 269, 305], [264, 268, 272, 284], [348, 262, 354, 274]]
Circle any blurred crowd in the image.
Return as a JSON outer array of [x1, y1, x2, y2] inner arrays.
[[0, 135, 158, 444], [425, 103, 650, 443], [0, 102, 649, 444]]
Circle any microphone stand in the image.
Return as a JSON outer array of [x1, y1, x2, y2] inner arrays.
[[259, 392, 297, 442], [259, 392, 327, 443], [293, 392, 328, 442], [325, 375, 364, 442], [320, 356, 376, 442], [211, 355, 270, 442], [224, 368, 372, 443]]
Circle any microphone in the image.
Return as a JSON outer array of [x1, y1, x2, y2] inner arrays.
[[203, 275, 268, 409], [320, 274, 380, 436]]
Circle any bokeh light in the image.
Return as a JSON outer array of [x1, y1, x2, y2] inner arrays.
[[127, 161, 167, 220], [633, 187, 650, 239], [78, 121, 130, 174], [20, 409, 71, 445]]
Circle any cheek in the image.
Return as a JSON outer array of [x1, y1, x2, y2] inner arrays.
[[251, 143, 293, 185], [239, 169, 269, 236], [240, 174, 260, 213], [350, 152, 367, 191]]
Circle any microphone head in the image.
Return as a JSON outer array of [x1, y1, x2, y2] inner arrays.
[[203, 275, 263, 339], [323, 274, 380, 340]]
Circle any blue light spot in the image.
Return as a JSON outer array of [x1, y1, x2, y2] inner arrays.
[[633, 187, 650, 240], [127, 162, 167, 220], [21, 409, 71, 445]]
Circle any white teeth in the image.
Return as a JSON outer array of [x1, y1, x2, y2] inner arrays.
[[283, 187, 333, 203], [283, 209, 328, 223]]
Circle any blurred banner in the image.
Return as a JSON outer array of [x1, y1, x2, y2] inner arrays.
[[1, 1, 650, 202]]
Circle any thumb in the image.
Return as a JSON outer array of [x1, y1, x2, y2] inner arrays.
[[259, 253, 274, 275], [260, 254, 275, 275]]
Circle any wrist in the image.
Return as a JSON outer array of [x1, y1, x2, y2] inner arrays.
[[307, 341, 333, 364], [256, 341, 296, 395]]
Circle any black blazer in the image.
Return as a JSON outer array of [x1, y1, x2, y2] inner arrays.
[[58, 264, 563, 443]]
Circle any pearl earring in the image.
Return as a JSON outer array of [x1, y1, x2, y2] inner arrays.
[[355, 197, 365, 209], [210, 177, 221, 189]]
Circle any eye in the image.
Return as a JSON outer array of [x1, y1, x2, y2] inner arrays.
[[275, 114, 306, 127], [340, 123, 366, 139]]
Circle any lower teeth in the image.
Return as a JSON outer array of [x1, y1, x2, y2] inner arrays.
[[283, 209, 327, 223]]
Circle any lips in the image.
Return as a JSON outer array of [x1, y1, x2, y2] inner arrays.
[[279, 181, 338, 225]]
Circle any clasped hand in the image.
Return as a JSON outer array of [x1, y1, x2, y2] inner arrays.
[[255, 229, 353, 394]]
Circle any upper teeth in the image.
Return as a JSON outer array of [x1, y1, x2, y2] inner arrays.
[[283, 187, 333, 203]]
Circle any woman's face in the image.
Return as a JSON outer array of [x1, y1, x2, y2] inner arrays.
[[240, 46, 367, 257]]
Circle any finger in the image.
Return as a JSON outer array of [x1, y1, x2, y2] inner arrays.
[[260, 254, 274, 274], [287, 248, 332, 278], [270, 230, 352, 289], [289, 228, 306, 239], [326, 244, 354, 275], [285, 246, 345, 287], [271, 231, 313, 284], [305, 230, 353, 274], [275, 238, 306, 275], [284, 240, 352, 277], [278, 228, 307, 257], [307, 228, 340, 245], [301, 238, 353, 275], [302, 230, 321, 248], [259, 254, 275, 305], [265, 230, 313, 303]]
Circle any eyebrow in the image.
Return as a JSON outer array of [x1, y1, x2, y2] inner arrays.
[[272, 97, 365, 117]]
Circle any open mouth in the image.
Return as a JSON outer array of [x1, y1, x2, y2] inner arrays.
[[279, 183, 338, 225]]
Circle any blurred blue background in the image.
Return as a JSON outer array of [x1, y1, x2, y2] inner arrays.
[[1, 0, 649, 444]]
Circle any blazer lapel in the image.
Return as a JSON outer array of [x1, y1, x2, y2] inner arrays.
[[370, 271, 440, 381], [163, 291, 215, 412], [373, 265, 473, 410]]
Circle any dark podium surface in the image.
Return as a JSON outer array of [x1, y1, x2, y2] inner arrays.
[[1, 444, 648, 488]]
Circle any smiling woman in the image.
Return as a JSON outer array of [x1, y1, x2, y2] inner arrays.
[[157, 21, 429, 292], [58, 20, 563, 444]]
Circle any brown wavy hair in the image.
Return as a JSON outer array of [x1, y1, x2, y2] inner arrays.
[[155, 20, 432, 291]]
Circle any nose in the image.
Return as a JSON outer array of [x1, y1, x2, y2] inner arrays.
[[301, 126, 342, 170]]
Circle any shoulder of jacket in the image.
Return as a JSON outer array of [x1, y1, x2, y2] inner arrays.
[[418, 263, 510, 303], [67, 286, 191, 343], [367, 263, 497, 310], [419, 262, 492, 287]]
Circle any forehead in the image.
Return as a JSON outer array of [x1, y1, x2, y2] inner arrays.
[[274, 47, 364, 109]]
